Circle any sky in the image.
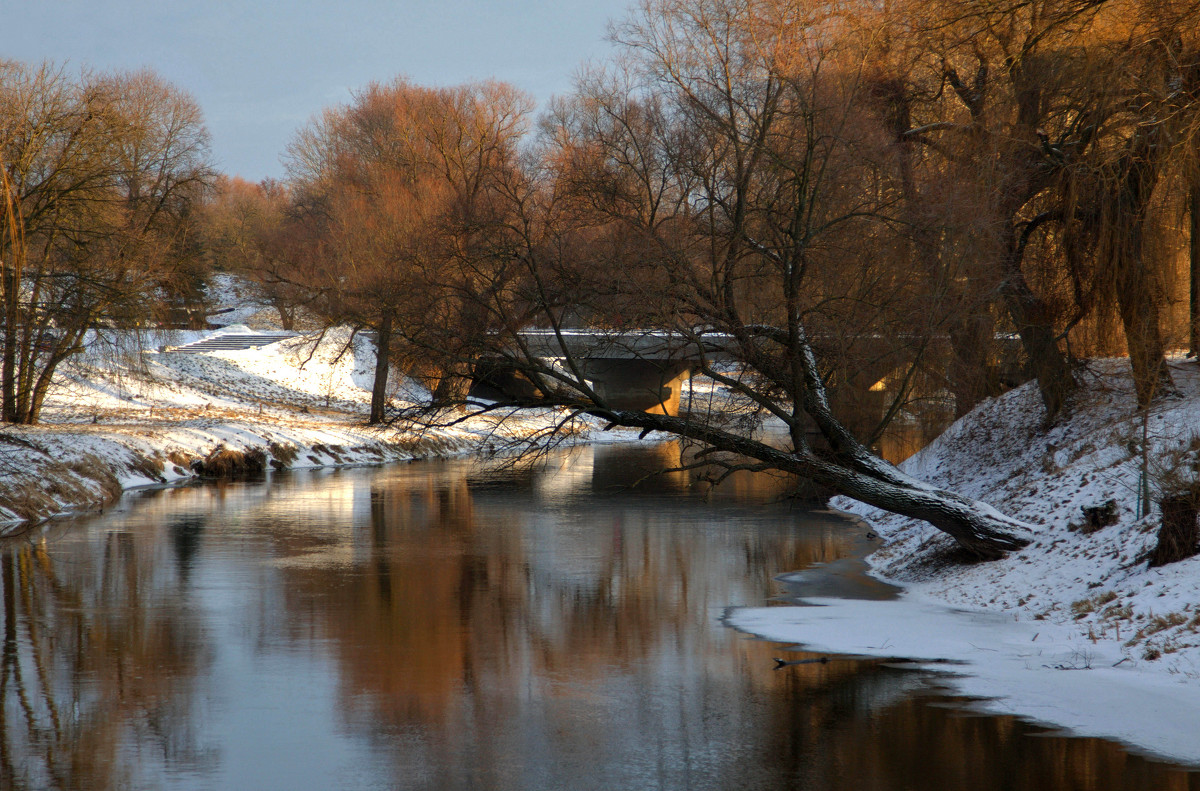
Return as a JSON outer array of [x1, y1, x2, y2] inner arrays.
[[4, 0, 636, 181]]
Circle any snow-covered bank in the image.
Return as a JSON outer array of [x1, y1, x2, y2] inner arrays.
[[0, 327, 598, 528], [731, 588, 1200, 766], [730, 358, 1200, 767]]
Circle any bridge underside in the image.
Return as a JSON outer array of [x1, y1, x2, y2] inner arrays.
[[580, 358, 692, 415], [469, 357, 693, 416], [470, 333, 1029, 420]]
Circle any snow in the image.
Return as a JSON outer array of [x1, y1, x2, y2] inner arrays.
[[728, 357, 1200, 767], [0, 323, 609, 527], [731, 590, 1200, 766]]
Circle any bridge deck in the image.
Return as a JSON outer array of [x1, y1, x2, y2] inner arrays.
[[515, 330, 736, 361]]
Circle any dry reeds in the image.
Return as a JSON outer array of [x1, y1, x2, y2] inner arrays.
[[192, 445, 267, 478]]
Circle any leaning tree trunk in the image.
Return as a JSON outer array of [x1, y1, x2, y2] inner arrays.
[[795, 331, 1033, 557], [604, 405, 1034, 560], [710, 326, 1035, 558]]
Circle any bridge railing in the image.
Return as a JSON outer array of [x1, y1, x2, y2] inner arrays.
[[512, 329, 738, 362]]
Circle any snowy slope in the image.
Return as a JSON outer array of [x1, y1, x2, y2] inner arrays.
[[0, 326, 598, 526], [730, 357, 1200, 766]]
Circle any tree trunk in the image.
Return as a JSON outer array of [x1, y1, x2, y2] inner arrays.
[[998, 246, 1075, 421], [369, 314, 392, 425], [772, 327, 1033, 557], [1190, 180, 1200, 356], [1105, 126, 1173, 407], [276, 302, 296, 332], [1117, 283, 1172, 408], [431, 365, 471, 407], [1, 267, 18, 424], [947, 312, 999, 418], [890, 110, 996, 418], [1, 173, 20, 424], [1114, 223, 1172, 407], [605, 406, 1034, 559]]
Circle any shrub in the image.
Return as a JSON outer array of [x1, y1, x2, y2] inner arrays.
[[192, 446, 267, 477]]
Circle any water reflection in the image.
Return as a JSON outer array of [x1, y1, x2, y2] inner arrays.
[[0, 536, 211, 790], [0, 443, 1196, 790]]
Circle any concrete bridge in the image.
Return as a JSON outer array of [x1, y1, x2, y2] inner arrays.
[[471, 330, 733, 415], [472, 329, 915, 417], [471, 328, 1027, 417]]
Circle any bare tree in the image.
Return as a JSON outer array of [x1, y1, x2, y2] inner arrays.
[[878, 0, 1200, 412], [0, 62, 211, 424], [1078, 6, 1200, 405], [203, 176, 313, 330], [283, 78, 532, 423], [1191, 173, 1200, 355]]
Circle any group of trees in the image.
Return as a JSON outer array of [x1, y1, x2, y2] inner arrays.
[[206, 79, 532, 422], [885, 0, 1200, 416], [7, 0, 1200, 557], [0, 61, 211, 423]]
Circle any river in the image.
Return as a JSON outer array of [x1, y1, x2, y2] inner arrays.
[[1, 442, 1196, 790]]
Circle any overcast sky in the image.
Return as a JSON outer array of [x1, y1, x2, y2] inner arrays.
[[5, 0, 636, 181]]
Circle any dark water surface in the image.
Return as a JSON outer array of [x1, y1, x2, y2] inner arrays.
[[1, 442, 1196, 790]]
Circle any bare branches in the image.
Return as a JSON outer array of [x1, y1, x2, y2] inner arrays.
[[366, 0, 1038, 557], [1, 61, 212, 424], [274, 78, 536, 423]]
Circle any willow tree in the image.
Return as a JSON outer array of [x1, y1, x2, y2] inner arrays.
[[0, 62, 211, 424], [283, 78, 532, 423], [874, 0, 1200, 413], [1074, 4, 1200, 405], [851, 0, 1131, 421]]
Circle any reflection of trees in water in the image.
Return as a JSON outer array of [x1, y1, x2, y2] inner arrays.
[[270, 458, 874, 779], [602, 441, 804, 501], [519, 507, 849, 682], [2, 457, 1192, 790], [754, 679, 1199, 791], [170, 516, 205, 584], [281, 474, 521, 725], [0, 532, 210, 791], [589, 442, 692, 493], [267, 457, 1200, 789]]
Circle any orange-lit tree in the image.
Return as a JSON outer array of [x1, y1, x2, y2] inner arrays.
[[283, 78, 532, 423], [0, 62, 211, 424]]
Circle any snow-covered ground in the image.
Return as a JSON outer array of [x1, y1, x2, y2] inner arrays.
[[730, 358, 1200, 767], [0, 324, 601, 527]]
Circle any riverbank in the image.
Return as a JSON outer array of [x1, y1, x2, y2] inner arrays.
[[9, 328, 1200, 764], [0, 326, 596, 529], [730, 357, 1200, 766]]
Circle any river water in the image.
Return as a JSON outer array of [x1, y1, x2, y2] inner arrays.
[[1, 442, 1196, 790]]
